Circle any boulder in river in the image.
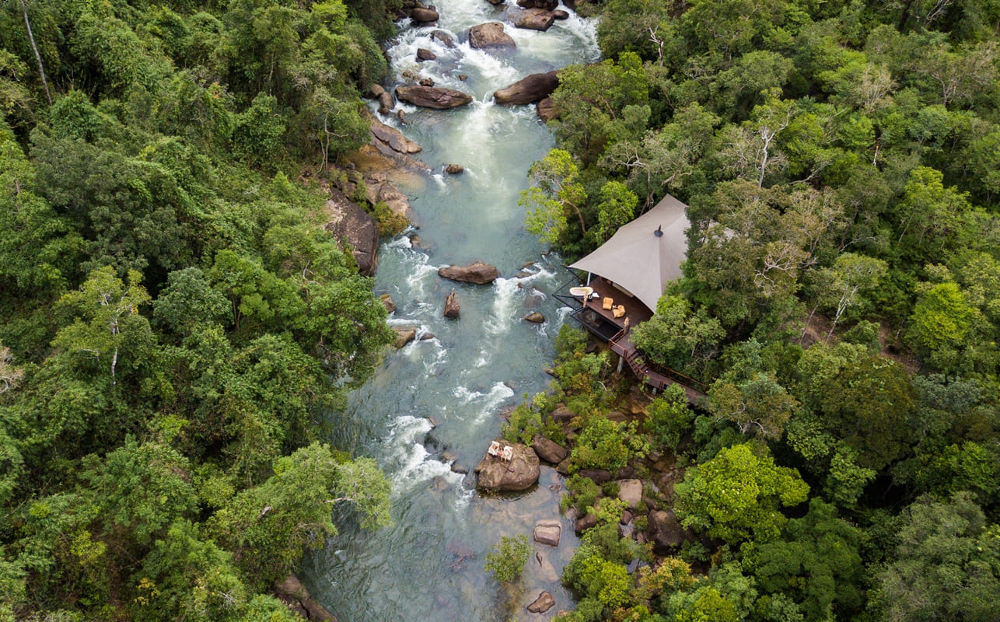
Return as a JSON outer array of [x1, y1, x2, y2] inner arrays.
[[526, 591, 555, 613], [323, 189, 378, 276], [368, 83, 396, 114], [514, 8, 555, 31], [392, 327, 417, 348], [416, 48, 437, 61], [396, 85, 473, 109], [380, 293, 396, 313], [438, 261, 499, 284], [485, 0, 506, 4], [524, 312, 545, 323], [431, 30, 456, 48], [468, 22, 516, 50], [370, 119, 422, 155], [553, 9, 569, 19], [444, 290, 460, 318], [409, 6, 439, 22], [445, 163, 464, 174], [536, 96, 558, 121], [533, 519, 562, 546], [475, 442, 540, 491], [494, 71, 559, 105], [518, 0, 558, 9], [532, 435, 568, 463]]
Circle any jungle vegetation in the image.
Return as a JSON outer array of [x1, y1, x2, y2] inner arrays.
[[517, 0, 1000, 619], [0, 1, 401, 620]]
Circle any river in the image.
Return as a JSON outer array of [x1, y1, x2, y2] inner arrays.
[[302, 2, 600, 619]]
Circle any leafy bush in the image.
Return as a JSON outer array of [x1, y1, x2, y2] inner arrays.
[[645, 384, 695, 451], [570, 415, 649, 472], [484, 535, 530, 584]]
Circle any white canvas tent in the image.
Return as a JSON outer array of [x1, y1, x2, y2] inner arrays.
[[568, 193, 689, 312]]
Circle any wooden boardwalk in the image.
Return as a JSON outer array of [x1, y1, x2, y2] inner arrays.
[[609, 330, 707, 403]]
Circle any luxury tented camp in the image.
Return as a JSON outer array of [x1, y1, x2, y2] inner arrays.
[[558, 193, 705, 401]]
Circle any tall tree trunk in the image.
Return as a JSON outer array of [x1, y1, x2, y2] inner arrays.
[[19, 0, 51, 106]]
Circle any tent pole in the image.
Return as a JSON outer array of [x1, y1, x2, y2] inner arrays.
[[586, 272, 591, 286]]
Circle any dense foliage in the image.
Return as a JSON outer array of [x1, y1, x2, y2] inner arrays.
[[0, 1, 399, 620], [521, 0, 1000, 619]]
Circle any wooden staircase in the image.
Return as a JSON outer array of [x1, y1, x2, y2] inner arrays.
[[609, 329, 706, 403]]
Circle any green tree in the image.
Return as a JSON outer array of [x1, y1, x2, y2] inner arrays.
[[209, 442, 390, 589], [632, 294, 725, 374], [879, 492, 1000, 622], [745, 498, 864, 621], [521, 149, 588, 244], [675, 443, 809, 544]]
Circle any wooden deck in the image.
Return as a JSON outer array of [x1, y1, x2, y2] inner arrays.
[[579, 277, 653, 330], [609, 330, 707, 404], [559, 275, 706, 404]]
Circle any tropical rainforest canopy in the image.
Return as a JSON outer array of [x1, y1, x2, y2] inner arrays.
[[513, 0, 1000, 619], [0, 0, 400, 619]]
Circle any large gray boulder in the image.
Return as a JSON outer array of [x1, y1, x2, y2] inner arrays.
[[409, 6, 439, 22], [648, 509, 685, 554], [323, 189, 378, 275], [475, 442, 540, 491], [367, 83, 396, 114], [438, 261, 499, 284], [396, 85, 473, 109], [533, 520, 562, 546], [517, 0, 558, 8], [617, 479, 643, 509], [532, 435, 568, 463], [370, 119, 422, 154], [494, 71, 559, 105], [468, 22, 516, 50], [536, 96, 558, 121], [514, 8, 555, 31], [526, 591, 555, 613]]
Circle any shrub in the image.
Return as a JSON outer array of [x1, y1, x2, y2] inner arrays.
[[645, 384, 694, 451], [484, 535, 530, 584]]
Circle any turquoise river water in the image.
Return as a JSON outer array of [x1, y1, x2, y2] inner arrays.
[[302, 1, 601, 619]]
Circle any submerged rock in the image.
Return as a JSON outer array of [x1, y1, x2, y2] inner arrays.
[[396, 85, 473, 109], [475, 442, 540, 491], [468, 22, 516, 50], [444, 290, 460, 318], [494, 71, 559, 105], [431, 30, 455, 48], [438, 261, 499, 284]]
